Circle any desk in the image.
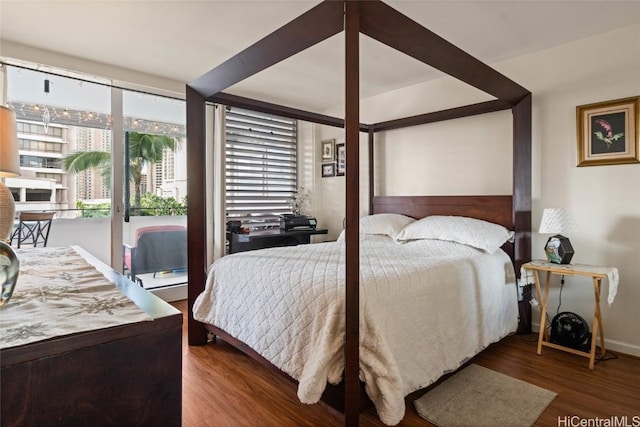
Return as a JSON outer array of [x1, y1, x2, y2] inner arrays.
[[227, 228, 328, 254], [522, 260, 619, 370]]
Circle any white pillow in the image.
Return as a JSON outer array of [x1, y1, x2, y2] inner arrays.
[[336, 213, 416, 241], [395, 215, 514, 253]]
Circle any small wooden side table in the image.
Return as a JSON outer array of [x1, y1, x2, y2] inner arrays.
[[521, 260, 618, 370]]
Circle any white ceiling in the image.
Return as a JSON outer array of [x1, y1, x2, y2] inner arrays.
[[1, 0, 639, 112]]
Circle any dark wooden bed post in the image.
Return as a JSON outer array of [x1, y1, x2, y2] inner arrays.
[[186, 86, 208, 346], [368, 129, 375, 214], [344, 2, 361, 425], [513, 94, 532, 333], [512, 93, 532, 274]]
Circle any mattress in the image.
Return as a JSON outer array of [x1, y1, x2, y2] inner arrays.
[[193, 235, 518, 425]]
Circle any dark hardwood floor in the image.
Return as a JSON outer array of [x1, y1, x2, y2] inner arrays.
[[173, 300, 640, 426]]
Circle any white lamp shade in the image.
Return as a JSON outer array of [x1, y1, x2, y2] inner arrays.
[[538, 208, 578, 234], [0, 105, 20, 177]]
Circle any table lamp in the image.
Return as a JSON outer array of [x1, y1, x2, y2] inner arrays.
[[0, 105, 20, 243], [539, 208, 578, 264]]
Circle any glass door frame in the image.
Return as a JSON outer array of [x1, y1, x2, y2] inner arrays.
[[110, 87, 125, 272]]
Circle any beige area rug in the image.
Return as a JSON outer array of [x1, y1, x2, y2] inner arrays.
[[414, 364, 557, 427]]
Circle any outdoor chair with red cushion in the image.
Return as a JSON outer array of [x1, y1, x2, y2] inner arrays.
[[123, 225, 187, 285]]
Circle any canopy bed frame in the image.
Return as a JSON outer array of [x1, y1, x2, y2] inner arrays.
[[186, 1, 531, 425]]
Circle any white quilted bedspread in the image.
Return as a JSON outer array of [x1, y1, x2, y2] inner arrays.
[[193, 235, 518, 425]]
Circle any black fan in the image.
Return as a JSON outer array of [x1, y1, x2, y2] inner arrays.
[[550, 312, 591, 351]]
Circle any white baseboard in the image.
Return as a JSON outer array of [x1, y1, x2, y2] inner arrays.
[[531, 322, 640, 358], [602, 338, 640, 358]]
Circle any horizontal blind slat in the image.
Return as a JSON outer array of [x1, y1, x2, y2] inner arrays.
[[226, 146, 296, 155], [227, 170, 296, 178], [227, 157, 296, 167], [226, 114, 296, 129], [227, 139, 297, 151]]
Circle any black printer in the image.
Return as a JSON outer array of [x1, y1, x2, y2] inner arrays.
[[280, 214, 317, 230]]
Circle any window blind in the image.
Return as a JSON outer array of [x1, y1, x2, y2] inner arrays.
[[225, 107, 297, 228]]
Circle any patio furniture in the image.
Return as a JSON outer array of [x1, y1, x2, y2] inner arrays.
[[123, 225, 187, 285], [11, 211, 55, 248]]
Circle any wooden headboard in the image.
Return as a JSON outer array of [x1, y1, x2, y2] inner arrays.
[[371, 195, 513, 228], [372, 195, 515, 261]]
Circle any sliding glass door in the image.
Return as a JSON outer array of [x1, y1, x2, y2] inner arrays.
[[4, 64, 188, 299], [121, 90, 187, 292]]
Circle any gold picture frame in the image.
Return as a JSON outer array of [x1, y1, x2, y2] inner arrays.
[[576, 96, 639, 167]]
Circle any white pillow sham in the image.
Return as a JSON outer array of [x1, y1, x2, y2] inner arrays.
[[336, 213, 416, 241], [394, 215, 514, 253]]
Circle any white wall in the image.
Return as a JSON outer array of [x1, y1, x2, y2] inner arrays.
[[315, 69, 515, 239], [517, 24, 640, 357], [313, 24, 640, 356], [1, 41, 185, 96], [313, 127, 370, 240]]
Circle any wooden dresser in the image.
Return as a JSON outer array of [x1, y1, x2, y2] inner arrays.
[[0, 247, 182, 427]]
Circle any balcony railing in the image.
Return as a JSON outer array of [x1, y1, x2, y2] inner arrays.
[[15, 208, 187, 270]]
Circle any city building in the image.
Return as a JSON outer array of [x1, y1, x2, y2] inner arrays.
[[5, 103, 185, 218]]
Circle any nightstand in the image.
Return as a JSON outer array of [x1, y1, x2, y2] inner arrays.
[[521, 260, 619, 370]]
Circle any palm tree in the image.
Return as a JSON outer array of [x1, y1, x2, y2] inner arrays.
[[63, 131, 177, 215]]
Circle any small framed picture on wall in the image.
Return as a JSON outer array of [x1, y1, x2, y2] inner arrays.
[[322, 162, 336, 177], [321, 139, 335, 161], [576, 96, 639, 166], [335, 143, 345, 176]]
